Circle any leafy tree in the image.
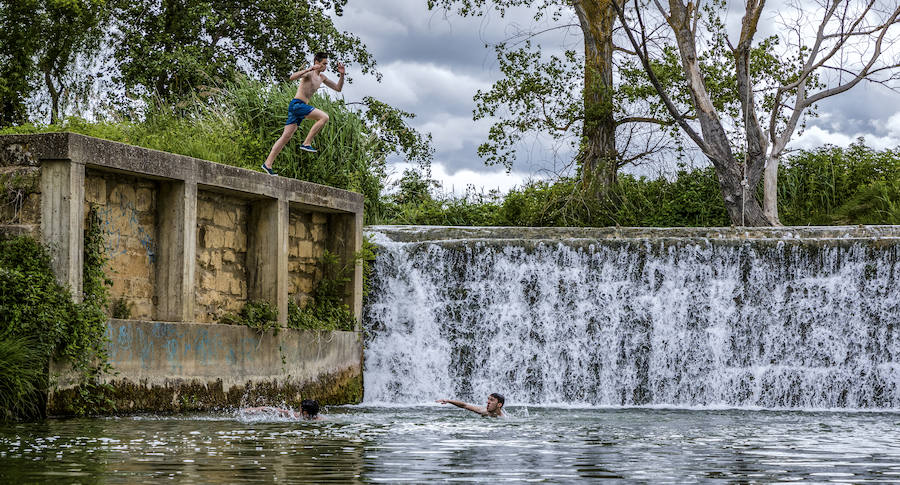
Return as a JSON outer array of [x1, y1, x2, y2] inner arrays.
[[428, 0, 678, 197], [0, 0, 109, 125], [613, 0, 900, 225], [112, 0, 378, 100], [0, 0, 41, 126]]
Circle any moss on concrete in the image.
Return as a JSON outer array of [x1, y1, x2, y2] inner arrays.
[[47, 366, 363, 416]]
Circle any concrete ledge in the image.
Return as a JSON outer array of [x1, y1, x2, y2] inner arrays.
[[0, 132, 364, 214], [367, 224, 900, 243], [48, 320, 363, 415]]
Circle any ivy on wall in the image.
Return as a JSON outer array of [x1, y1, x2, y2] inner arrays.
[[222, 240, 377, 333], [0, 205, 114, 420]]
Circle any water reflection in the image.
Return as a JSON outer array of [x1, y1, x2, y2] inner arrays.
[[1, 407, 900, 483]]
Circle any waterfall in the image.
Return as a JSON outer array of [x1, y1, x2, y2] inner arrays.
[[363, 226, 900, 409]]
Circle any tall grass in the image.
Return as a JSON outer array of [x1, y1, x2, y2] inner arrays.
[[0, 78, 389, 220], [0, 335, 45, 421]]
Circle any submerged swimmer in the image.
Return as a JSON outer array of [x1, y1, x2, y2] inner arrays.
[[436, 393, 505, 418], [243, 399, 323, 420]]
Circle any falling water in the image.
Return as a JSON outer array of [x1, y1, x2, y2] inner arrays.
[[363, 226, 900, 409]]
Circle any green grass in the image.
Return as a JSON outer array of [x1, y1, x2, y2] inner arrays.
[[0, 335, 45, 421]]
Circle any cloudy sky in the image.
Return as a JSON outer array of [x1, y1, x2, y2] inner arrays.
[[331, 1, 900, 196]]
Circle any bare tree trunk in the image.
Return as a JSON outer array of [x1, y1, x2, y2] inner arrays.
[[574, 0, 618, 195], [763, 155, 780, 224], [715, 157, 770, 226]]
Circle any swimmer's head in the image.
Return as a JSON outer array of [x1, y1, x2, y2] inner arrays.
[[301, 399, 320, 418], [487, 393, 505, 413]]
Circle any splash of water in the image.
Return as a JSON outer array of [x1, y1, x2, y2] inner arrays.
[[363, 229, 900, 409]]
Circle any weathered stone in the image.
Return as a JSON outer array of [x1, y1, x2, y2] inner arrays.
[[1, 133, 365, 415], [214, 207, 233, 227], [85, 177, 106, 204], [298, 276, 315, 293], [200, 272, 216, 289], [108, 183, 135, 205], [297, 240, 314, 258], [311, 212, 327, 224], [215, 274, 232, 293], [235, 230, 247, 252], [230, 278, 242, 296], [135, 187, 153, 211], [205, 226, 224, 248], [198, 199, 215, 221], [311, 224, 325, 243]]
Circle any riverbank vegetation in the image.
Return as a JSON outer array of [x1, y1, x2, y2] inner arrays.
[[0, 208, 112, 421], [381, 140, 900, 227]]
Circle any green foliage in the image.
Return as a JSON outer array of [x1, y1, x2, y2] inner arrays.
[[112, 0, 376, 100], [379, 167, 730, 228], [778, 140, 900, 225], [0, 0, 110, 125], [0, 335, 45, 421], [0, 0, 41, 126], [0, 236, 80, 360], [219, 300, 280, 334], [472, 41, 584, 170], [288, 249, 366, 332], [110, 298, 132, 320], [0, 212, 113, 419], [1, 78, 432, 224], [379, 141, 900, 228]]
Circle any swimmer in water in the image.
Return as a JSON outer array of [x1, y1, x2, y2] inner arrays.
[[436, 393, 505, 418], [243, 399, 323, 420]]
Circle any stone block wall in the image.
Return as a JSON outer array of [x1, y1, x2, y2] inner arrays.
[[195, 192, 249, 322], [288, 209, 327, 305], [1, 133, 365, 413], [85, 170, 158, 319], [0, 132, 364, 324]]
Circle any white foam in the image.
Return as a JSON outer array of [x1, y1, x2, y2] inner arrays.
[[364, 238, 900, 409]]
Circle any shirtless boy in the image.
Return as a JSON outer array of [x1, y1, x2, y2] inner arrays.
[[261, 52, 345, 175], [436, 393, 506, 418]]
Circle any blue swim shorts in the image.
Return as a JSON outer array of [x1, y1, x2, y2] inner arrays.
[[285, 98, 315, 125]]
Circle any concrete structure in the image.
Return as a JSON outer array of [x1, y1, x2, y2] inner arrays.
[[0, 133, 364, 414], [50, 321, 362, 413]]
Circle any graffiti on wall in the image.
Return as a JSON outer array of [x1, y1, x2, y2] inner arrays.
[[95, 201, 157, 264]]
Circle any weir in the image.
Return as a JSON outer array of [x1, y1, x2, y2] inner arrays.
[[0, 133, 365, 414], [364, 225, 900, 409]]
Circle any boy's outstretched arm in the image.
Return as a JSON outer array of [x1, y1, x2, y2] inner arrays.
[[436, 399, 488, 416], [288, 65, 316, 82]]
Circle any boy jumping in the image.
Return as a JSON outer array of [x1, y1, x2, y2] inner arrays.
[[261, 52, 345, 175]]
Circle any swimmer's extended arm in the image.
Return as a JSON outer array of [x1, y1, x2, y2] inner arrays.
[[436, 399, 488, 416]]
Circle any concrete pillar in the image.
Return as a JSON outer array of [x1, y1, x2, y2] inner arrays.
[[155, 180, 197, 321], [40, 160, 85, 301], [327, 212, 363, 328], [247, 198, 288, 324]]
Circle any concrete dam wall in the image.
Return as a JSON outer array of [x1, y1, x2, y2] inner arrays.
[[0, 133, 364, 414]]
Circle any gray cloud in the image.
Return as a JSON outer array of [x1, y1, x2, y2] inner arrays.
[[332, 0, 900, 191]]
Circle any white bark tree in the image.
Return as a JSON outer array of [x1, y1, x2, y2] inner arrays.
[[613, 0, 900, 226]]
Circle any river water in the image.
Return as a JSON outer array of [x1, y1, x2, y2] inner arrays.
[[2, 406, 900, 483], [4, 228, 900, 482]]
